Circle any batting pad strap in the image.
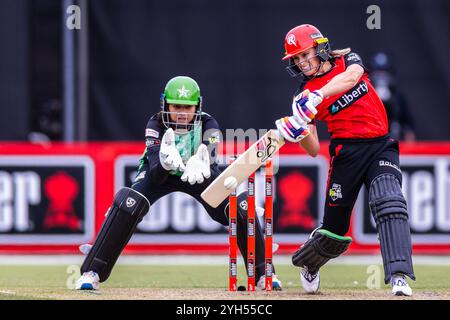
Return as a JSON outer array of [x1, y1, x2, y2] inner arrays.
[[369, 174, 408, 218], [292, 229, 352, 274], [317, 229, 352, 243]]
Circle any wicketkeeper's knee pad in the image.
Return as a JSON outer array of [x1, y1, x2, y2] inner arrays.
[[80, 187, 150, 282], [292, 228, 352, 274], [369, 174, 415, 283]]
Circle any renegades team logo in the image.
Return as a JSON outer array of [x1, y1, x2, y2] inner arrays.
[[328, 80, 369, 115], [287, 34, 297, 46]]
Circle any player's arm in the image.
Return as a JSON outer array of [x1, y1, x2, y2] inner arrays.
[[299, 123, 320, 157], [294, 53, 367, 111], [317, 52, 367, 98], [319, 64, 364, 98]]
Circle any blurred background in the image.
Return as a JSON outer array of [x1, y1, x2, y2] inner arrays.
[[0, 0, 449, 255]]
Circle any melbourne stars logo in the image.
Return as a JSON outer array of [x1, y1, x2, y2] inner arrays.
[[177, 86, 190, 98]]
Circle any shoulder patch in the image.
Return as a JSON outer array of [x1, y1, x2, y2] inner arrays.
[[146, 138, 160, 147], [346, 53, 361, 62], [145, 128, 159, 138]]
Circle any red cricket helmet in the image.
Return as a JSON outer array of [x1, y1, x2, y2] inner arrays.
[[282, 24, 328, 61]]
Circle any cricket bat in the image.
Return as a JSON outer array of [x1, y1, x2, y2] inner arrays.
[[201, 129, 285, 208]]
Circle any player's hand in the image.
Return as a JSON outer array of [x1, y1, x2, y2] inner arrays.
[[292, 89, 322, 123], [181, 144, 211, 185], [159, 128, 186, 172], [275, 116, 310, 143]]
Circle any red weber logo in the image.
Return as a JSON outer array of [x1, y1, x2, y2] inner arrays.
[[0, 156, 94, 244]]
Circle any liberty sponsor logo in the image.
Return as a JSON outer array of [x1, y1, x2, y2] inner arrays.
[[329, 81, 369, 115], [329, 183, 343, 201]]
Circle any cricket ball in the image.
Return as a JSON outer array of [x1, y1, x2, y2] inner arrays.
[[224, 176, 238, 190]]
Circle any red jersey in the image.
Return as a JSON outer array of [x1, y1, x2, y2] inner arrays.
[[300, 53, 388, 139]]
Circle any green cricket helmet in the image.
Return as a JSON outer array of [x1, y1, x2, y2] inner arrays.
[[161, 76, 202, 109], [160, 76, 203, 133]]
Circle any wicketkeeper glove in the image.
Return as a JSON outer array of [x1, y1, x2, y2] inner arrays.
[[292, 89, 322, 123], [275, 116, 310, 143], [181, 144, 211, 185], [159, 128, 186, 172]]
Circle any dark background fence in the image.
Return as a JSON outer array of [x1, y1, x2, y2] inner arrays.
[[1, 0, 449, 141]]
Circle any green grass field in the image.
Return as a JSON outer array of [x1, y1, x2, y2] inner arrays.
[[0, 264, 449, 300]]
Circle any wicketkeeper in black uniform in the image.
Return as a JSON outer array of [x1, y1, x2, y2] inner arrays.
[[76, 76, 281, 291]]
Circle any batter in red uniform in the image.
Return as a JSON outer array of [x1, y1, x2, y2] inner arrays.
[[275, 24, 415, 296]]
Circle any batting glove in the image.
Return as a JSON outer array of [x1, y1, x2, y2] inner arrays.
[[292, 89, 322, 123], [181, 144, 211, 185], [159, 128, 186, 172], [275, 116, 310, 143]]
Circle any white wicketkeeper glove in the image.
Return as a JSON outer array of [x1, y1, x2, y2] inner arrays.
[[275, 116, 310, 143], [159, 128, 186, 172], [292, 89, 322, 123], [181, 144, 211, 185]]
